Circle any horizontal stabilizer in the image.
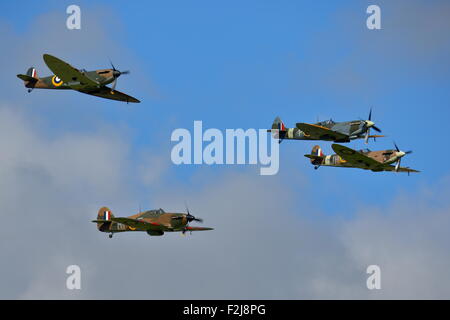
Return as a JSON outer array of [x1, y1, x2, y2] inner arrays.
[[304, 154, 323, 160], [17, 74, 37, 82], [91, 220, 111, 223]]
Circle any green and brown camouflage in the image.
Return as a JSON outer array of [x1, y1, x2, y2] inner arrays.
[[305, 143, 419, 173], [17, 54, 140, 103], [92, 207, 214, 238], [268, 109, 384, 144]]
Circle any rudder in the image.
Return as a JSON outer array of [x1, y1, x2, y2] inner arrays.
[[269, 116, 287, 143], [307, 145, 325, 166], [94, 207, 114, 231], [97, 207, 114, 221], [26, 67, 38, 79], [271, 116, 286, 132]]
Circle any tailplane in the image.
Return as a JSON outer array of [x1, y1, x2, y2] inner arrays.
[[304, 145, 325, 169], [17, 67, 39, 91]]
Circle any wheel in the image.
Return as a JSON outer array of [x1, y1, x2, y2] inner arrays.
[[108, 233, 113, 238]]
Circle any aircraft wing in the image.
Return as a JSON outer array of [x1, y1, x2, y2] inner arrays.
[[185, 226, 214, 232], [43, 54, 99, 88], [380, 166, 420, 173], [331, 144, 381, 169], [110, 217, 159, 230], [78, 87, 140, 103], [296, 123, 349, 141]]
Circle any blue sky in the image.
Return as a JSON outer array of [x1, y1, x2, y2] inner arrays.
[[2, 0, 449, 213], [1, 1, 450, 298]]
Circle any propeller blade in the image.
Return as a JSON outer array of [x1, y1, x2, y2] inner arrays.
[[405, 150, 413, 154], [368, 108, 372, 121], [372, 125, 382, 133], [121, 70, 130, 75], [184, 201, 191, 216], [395, 158, 401, 172], [193, 218, 203, 223], [365, 129, 370, 144], [109, 60, 116, 71], [111, 78, 117, 91], [393, 142, 399, 152]]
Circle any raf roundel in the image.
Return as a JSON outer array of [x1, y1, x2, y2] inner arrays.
[[51, 75, 63, 87]]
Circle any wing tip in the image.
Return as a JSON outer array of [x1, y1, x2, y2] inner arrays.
[[42, 53, 53, 61]]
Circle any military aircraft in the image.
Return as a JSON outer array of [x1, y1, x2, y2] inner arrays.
[[17, 54, 140, 103], [268, 109, 384, 144], [304, 143, 419, 173], [92, 206, 213, 238]]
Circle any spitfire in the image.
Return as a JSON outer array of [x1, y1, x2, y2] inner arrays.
[[268, 109, 383, 144], [92, 206, 213, 238], [17, 54, 140, 103], [304, 143, 419, 173]]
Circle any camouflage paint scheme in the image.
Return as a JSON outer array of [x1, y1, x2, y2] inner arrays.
[[305, 144, 419, 173], [268, 114, 383, 144], [92, 207, 213, 238], [17, 54, 140, 103]]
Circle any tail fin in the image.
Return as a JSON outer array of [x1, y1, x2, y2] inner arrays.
[[311, 145, 324, 158], [27, 67, 38, 79], [17, 67, 39, 88], [271, 116, 286, 132], [304, 145, 325, 166], [268, 116, 287, 143], [92, 207, 114, 230]]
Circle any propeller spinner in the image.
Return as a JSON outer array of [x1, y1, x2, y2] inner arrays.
[[393, 142, 413, 172]]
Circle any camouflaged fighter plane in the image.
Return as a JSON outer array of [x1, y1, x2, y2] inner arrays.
[[17, 54, 140, 103], [304, 143, 419, 173], [92, 206, 213, 238], [268, 109, 384, 144]]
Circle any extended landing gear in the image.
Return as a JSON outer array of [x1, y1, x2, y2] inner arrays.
[[181, 229, 192, 236], [314, 165, 320, 170], [108, 233, 113, 238]]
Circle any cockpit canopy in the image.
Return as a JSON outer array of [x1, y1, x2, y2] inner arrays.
[[140, 208, 165, 218], [316, 119, 335, 126]]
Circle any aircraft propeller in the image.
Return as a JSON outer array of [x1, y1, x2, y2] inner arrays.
[[172, 203, 204, 235], [109, 60, 130, 92], [184, 204, 203, 223], [393, 142, 413, 172], [364, 108, 382, 144]]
